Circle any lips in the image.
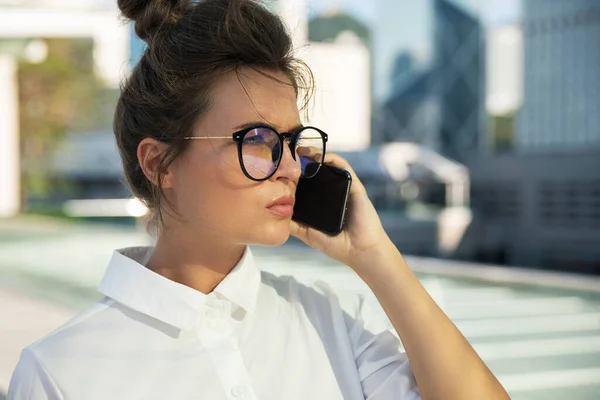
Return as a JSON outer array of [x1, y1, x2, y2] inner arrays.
[[266, 195, 295, 218]]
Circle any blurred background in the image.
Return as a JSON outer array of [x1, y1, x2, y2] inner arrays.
[[0, 0, 599, 398]]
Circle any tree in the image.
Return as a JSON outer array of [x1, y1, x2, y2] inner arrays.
[[490, 112, 516, 152], [308, 12, 371, 47], [18, 38, 119, 203]]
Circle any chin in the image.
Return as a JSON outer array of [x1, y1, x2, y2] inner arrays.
[[249, 220, 291, 246]]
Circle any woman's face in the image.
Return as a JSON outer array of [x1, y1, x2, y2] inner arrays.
[[165, 68, 303, 246]]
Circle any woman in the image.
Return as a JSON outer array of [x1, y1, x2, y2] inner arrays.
[[8, 0, 509, 399]]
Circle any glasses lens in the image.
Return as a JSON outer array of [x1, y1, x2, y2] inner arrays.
[[241, 127, 280, 180], [296, 128, 325, 178]]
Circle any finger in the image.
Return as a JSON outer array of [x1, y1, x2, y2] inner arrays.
[[297, 145, 323, 163], [290, 219, 332, 250], [322, 152, 366, 195], [323, 152, 353, 172], [289, 219, 313, 246]]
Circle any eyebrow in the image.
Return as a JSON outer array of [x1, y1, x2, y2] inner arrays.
[[233, 121, 305, 133]]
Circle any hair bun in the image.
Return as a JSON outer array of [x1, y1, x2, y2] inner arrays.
[[118, 0, 190, 42]]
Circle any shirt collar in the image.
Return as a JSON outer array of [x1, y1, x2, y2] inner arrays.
[[97, 246, 261, 331]]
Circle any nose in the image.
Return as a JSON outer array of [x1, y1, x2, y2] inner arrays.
[[272, 140, 301, 183]]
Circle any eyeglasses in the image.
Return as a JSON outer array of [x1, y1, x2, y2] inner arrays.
[[184, 125, 328, 181]]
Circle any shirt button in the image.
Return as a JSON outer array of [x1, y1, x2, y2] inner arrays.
[[231, 385, 244, 398]]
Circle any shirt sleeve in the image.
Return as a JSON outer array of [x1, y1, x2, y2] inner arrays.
[[7, 348, 64, 400], [341, 292, 421, 400]]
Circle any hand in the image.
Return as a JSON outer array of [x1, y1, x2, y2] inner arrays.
[[290, 152, 392, 269]]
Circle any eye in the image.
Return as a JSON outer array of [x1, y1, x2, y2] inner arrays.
[[245, 134, 266, 145], [244, 127, 277, 145]]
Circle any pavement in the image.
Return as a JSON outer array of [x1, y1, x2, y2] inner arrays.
[[1, 216, 600, 399]]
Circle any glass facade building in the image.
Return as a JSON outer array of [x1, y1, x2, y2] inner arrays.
[[518, 0, 600, 151], [380, 0, 486, 162]]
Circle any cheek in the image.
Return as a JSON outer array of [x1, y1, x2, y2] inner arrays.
[[202, 146, 255, 193], [173, 148, 260, 222]]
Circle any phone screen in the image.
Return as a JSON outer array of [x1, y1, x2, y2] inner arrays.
[[292, 164, 352, 235]]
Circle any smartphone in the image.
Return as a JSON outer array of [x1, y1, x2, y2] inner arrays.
[[293, 164, 352, 236]]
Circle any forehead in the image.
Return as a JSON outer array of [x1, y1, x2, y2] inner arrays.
[[202, 68, 301, 133]]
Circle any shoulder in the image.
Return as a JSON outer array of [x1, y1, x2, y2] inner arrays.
[[8, 347, 63, 399], [260, 269, 386, 331], [9, 299, 116, 399], [24, 298, 117, 364], [260, 268, 343, 305]]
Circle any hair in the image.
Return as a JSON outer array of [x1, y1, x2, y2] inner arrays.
[[114, 0, 314, 231]]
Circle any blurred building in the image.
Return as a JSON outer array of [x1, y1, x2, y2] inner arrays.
[[434, 0, 486, 162], [486, 24, 522, 117], [369, 0, 600, 273], [518, 0, 600, 150], [302, 33, 371, 151], [0, 0, 128, 217], [308, 11, 370, 46], [381, 0, 486, 163], [465, 153, 600, 273], [307, 11, 375, 148], [48, 130, 128, 201], [0, 1, 128, 87], [485, 24, 522, 152], [465, 0, 600, 274], [338, 143, 471, 257], [381, 58, 437, 147]]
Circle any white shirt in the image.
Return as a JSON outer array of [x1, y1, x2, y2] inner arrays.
[[8, 246, 420, 400]]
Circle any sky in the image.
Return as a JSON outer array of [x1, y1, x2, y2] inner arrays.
[[307, 0, 521, 26]]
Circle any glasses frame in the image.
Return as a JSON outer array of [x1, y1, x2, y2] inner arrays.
[[184, 125, 328, 181]]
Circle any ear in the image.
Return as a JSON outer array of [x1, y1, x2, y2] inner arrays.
[[137, 138, 175, 189]]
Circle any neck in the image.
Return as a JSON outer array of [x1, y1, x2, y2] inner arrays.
[[145, 226, 246, 295]]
